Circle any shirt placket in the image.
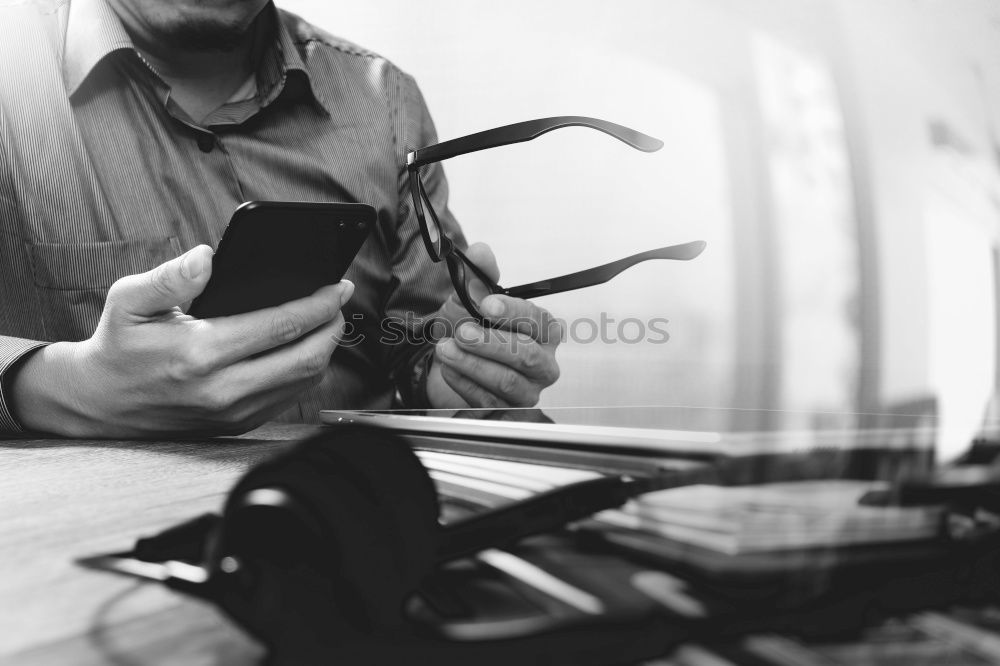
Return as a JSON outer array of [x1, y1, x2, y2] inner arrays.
[[133, 52, 253, 206]]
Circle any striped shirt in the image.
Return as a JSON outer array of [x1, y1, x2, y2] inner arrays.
[[0, 0, 464, 432]]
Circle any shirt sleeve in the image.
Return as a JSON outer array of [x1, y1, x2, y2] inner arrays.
[[382, 73, 468, 407], [0, 337, 49, 433], [0, 108, 50, 433]]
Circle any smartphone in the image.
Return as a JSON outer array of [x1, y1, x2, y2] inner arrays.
[[188, 201, 374, 318]]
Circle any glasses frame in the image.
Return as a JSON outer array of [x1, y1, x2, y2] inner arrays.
[[406, 116, 706, 326]]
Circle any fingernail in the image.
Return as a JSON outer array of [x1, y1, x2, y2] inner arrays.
[[481, 296, 503, 317], [457, 322, 481, 344], [436, 339, 458, 360], [180, 246, 209, 279], [339, 279, 355, 304]]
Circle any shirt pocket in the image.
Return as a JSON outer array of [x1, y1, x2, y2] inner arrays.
[[26, 237, 182, 342]]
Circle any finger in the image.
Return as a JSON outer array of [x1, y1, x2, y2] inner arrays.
[[196, 374, 323, 436], [107, 245, 214, 317], [438, 363, 512, 410], [450, 322, 559, 384], [199, 280, 354, 366], [425, 361, 471, 410], [462, 242, 500, 283], [215, 312, 345, 396], [478, 295, 563, 348], [435, 338, 540, 407], [457, 242, 502, 306]]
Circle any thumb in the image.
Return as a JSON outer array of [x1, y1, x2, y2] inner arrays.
[[463, 242, 500, 282], [107, 245, 214, 317], [437, 242, 501, 324]]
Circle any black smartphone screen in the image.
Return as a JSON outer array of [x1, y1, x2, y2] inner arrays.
[[187, 201, 374, 318]]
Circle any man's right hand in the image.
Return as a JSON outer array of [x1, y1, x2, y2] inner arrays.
[[10, 245, 353, 438]]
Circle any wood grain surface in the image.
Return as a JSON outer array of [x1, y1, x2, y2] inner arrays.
[[0, 423, 323, 665]]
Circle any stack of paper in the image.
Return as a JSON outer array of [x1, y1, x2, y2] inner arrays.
[[415, 449, 601, 509], [594, 480, 943, 555]]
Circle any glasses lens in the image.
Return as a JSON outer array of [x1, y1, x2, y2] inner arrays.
[[417, 176, 442, 256], [447, 255, 485, 322], [448, 251, 504, 326]]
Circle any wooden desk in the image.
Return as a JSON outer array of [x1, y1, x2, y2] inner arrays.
[[5, 423, 999, 665], [0, 423, 322, 665]]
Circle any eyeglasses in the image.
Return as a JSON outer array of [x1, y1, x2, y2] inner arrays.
[[406, 116, 707, 327]]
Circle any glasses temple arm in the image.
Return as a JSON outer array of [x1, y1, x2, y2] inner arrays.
[[504, 240, 707, 300], [409, 116, 663, 168]]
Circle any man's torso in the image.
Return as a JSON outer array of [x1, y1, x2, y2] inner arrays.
[[0, 0, 453, 418]]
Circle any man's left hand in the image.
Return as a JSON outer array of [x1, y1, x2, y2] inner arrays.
[[426, 243, 562, 409]]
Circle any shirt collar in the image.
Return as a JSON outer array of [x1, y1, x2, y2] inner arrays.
[[63, 0, 132, 97], [63, 0, 329, 115], [255, 4, 330, 115]]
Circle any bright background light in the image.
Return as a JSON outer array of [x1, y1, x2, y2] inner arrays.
[[282, 0, 1000, 453]]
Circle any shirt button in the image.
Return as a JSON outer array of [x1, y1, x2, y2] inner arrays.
[[197, 134, 215, 153]]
